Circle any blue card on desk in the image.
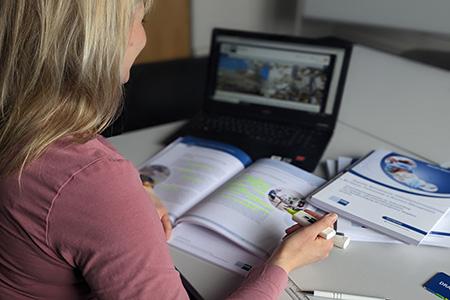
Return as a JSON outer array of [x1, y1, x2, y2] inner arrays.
[[423, 272, 450, 300]]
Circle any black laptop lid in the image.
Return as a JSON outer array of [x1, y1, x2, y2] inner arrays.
[[204, 28, 352, 130]]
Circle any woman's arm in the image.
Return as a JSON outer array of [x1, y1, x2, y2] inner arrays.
[[227, 214, 336, 299], [46, 158, 189, 299], [47, 156, 335, 300]]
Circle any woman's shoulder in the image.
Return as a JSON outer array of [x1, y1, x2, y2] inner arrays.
[[0, 135, 139, 259], [49, 134, 124, 164], [28, 134, 132, 190]]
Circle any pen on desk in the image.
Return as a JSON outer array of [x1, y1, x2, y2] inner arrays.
[[303, 290, 388, 300]]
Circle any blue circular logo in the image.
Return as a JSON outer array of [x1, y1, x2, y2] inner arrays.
[[381, 154, 441, 193]]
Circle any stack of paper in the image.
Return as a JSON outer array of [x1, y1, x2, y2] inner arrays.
[[323, 156, 358, 180]]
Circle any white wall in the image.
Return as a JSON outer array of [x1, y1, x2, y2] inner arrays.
[[297, 0, 450, 70], [191, 1, 450, 69], [191, 0, 297, 55], [302, 0, 450, 36]]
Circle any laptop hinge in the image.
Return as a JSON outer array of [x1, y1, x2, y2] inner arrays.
[[314, 123, 334, 133], [316, 123, 330, 129]]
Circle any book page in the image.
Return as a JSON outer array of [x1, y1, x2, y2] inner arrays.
[[170, 223, 264, 276], [311, 150, 450, 245], [173, 158, 325, 258], [426, 210, 450, 247], [336, 218, 402, 244], [140, 137, 251, 220], [337, 211, 450, 247]]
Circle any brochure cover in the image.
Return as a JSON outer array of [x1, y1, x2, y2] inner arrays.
[[309, 150, 450, 245]]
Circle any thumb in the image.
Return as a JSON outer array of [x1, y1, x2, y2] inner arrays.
[[304, 213, 337, 236]]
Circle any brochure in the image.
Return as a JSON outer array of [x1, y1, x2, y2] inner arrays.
[[140, 136, 325, 275], [324, 156, 450, 247], [309, 150, 450, 245]]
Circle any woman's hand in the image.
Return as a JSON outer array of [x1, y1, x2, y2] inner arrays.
[[268, 213, 337, 273], [142, 184, 172, 240]]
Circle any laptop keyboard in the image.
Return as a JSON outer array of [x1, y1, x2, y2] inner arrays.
[[191, 115, 326, 147]]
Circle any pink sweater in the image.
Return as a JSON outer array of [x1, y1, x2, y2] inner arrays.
[[0, 135, 287, 299]]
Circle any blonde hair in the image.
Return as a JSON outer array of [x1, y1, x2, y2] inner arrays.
[[0, 0, 151, 177]]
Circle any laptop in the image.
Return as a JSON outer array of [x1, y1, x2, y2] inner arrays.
[[168, 28, 352, 172]]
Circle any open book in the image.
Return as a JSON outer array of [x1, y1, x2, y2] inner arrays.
[[139, 136, 325, 275], [309, 150, 450, 245]]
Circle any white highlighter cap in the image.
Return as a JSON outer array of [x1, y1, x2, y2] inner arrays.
[[333, 235, 351, 249], [320, 227, 337, 240]]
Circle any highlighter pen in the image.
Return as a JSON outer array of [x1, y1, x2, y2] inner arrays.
[[304, 290, 388, 300], [285, 209, 336, 240], [285, 209, 350, 249]]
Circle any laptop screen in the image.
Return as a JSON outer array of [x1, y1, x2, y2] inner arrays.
[[211, 35, 346, 116]]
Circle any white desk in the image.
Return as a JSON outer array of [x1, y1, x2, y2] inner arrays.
[[108, 120, 450, 300], [337, 45, 450, 164], [108, 45, 450, 299]]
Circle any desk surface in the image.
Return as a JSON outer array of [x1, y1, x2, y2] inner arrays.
[[338, 45, 450, 165], [108, 120, 450, 300]]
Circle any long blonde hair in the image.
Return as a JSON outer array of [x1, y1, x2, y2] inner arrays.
[[0, 0, 151, 177]]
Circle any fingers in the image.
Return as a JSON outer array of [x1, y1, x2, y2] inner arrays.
[[273, 220, 336, 272], [161, 214, 172, 240], [303, 213, 337, 237], [285, 223, 302, 234], [142, 183, 153, 192], [314, 237, 334, 259], [283, 223, 303, 240], [157, 205, 172, 240], [322, 212, 338, 227], [304, 209, 322, 219], [143, 185, 172, 240], [284, 212, 338, 241]]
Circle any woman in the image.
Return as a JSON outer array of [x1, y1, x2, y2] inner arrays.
[[0, 1, 337, 299]]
